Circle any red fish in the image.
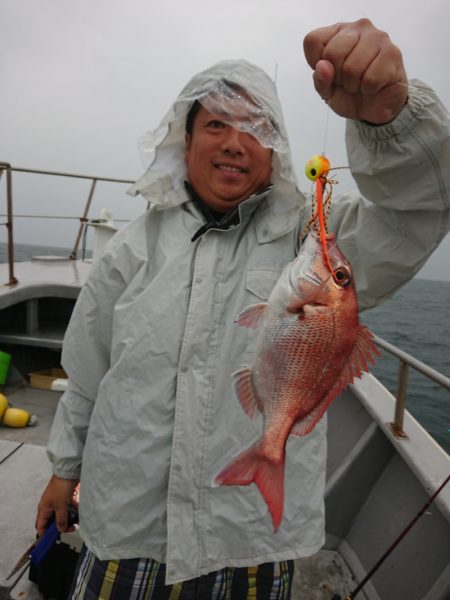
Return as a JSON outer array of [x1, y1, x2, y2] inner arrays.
[[215, 233, 378, 530]]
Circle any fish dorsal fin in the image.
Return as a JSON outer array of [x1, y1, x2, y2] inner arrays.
[[235, 303, 269, 329], [290, 325, 380, 437], [233, 367, 263, 418]]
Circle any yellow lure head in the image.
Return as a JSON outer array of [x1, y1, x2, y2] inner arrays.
[[305, 155, 330, 181]]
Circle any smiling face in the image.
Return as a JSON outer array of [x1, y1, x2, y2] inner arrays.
[[184, 104, 273, 212]]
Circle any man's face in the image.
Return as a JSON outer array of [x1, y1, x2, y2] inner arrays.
[[184, 105, 273, 213]]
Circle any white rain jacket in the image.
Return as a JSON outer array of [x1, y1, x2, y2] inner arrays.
[[47, 60, 450, 584]]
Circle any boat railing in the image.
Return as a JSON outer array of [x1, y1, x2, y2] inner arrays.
[[0, 162, 135, 285], [373, 334, 450, 438]]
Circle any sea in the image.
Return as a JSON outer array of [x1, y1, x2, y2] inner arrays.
[[1, 242, 449, 454]]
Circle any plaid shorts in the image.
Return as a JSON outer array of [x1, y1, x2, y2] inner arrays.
[[69, 546, 294, 599]]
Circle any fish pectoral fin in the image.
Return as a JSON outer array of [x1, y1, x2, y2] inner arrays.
[[290, 395, 331, 437], [233, 368, 263, 418], [290, 377, 345, 437], [290, 361, 355, 437], [235, 303, 269, 329]]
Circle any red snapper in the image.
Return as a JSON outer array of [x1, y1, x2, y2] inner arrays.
[[215, 233, 378, 530]]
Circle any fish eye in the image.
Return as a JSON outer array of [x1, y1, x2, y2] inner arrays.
[[332, 266, 351, 287]]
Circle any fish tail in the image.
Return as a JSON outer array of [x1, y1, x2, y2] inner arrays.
[[215, 443, 285, 531]]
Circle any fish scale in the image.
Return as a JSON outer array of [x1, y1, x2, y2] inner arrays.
[[258, 312, 339, 415]]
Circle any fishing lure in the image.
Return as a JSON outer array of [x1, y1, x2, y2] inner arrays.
[[303, 154, 341, 281]]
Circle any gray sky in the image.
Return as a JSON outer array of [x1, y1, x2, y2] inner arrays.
[[1, 0, 449, 280]]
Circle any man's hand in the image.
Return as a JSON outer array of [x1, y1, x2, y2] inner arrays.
[[36, 474, 79, 536], [303, 18, 408, 124]]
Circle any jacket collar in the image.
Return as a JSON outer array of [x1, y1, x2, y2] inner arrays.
[[128, 174, 305, 244], [252, 188, 304, 244]]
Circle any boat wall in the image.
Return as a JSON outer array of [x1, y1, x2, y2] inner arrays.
[[324, 378, 450, 600]]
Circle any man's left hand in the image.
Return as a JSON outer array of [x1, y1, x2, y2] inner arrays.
[[303, 18, 408, 124]]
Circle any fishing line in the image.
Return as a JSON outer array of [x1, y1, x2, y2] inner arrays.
[[306, 78, 415, 264], [273, 62, 279, 85], [321, 103, 331, 156], [330, 472, 450, 600], [395, 80, 427, 93], [319, 79, 419, 148]]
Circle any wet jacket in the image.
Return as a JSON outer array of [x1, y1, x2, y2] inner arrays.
[[47, 61, 450, 584]]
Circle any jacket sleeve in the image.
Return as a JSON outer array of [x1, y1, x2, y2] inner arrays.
[[47, 218, 149, 479], [329, 79, 450, 310]]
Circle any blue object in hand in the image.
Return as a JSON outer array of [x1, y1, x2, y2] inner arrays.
[[30, 506, 78, 567], [29, 518, 61, 566]]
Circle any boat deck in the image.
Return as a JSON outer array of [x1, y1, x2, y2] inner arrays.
[[0, 384, 58, 600], [0, 383, 360, 600], [0, 386, 61, 445], [0, 384, 360, 600]]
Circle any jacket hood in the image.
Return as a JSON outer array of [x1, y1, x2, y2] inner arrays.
[[127, 59, 303, 212]]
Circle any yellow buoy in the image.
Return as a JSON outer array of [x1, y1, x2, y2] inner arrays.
[[0, 393, 8, 420], [2, 407, 37, 428]]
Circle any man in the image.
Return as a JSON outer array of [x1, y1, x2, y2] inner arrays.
[[36, 19, 450, 599]]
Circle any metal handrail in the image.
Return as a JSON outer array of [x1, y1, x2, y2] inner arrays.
[[10, 166, 134, 185], [373, 334, 450, 437], [0, 162, 17, 286], [0, 164, 135, 284], [0, 214, 131, 222]]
